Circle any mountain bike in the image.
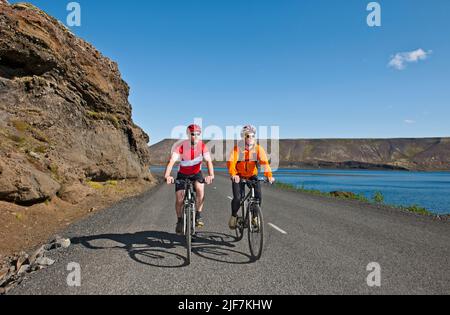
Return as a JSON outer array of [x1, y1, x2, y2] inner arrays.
[[234, 178, 269, 260], [174, 178, 204, 265]]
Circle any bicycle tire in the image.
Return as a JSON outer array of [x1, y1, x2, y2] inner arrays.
[[186, 204, 192, 265], [248, 203, 264, 260], [235, 203, 245, 241]]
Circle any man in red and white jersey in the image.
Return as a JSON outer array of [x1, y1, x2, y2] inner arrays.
[[164, 124, 215, 234]]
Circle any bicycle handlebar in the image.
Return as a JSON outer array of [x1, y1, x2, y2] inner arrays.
[[240, 178, 273, 185], [170, 178, 206, 185]]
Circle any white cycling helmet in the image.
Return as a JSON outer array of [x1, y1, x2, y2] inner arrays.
[[241, 125, 257, 139]]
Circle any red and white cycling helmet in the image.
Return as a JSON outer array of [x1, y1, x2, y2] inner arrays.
[[187, 124, 202, 135]]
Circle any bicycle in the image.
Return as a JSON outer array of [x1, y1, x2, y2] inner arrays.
[[173, 178, 204, 265], [234, 178, 270, 261]]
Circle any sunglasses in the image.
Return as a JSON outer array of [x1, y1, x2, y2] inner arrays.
[[246, 134, 256, 139], [191, 133, 201, 137]]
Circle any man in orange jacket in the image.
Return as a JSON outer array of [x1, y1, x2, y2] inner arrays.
[[227, 125, 275, 229]]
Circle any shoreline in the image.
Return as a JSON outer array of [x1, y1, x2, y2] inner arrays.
[[151, 168, 450, 216], [273, 181, 450, 220], [150, 164, 450, 173]]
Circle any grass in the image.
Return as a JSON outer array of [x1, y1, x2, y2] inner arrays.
[[106, 180, 118, 187], [87, 181, 104, 190], [86, 180, 119, 190], [352, 193, 370, 203], [48, 164, 60, 181], [12, 3, 40, 10], [12, 120, 30, 132], [9, 120, 50, 145], [86, 111, 120, 128], [275, 182, 433, 216], [31, 129, 50, 143], [8, 134, 27, 145], [275, 182, 331, 198], [399, 205, 432, 216], [373, 191, 384, 204], [34, 145, 48, 154]]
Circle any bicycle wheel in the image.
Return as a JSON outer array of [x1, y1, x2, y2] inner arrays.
[[186, 205, 192, 265], [248, 203, 264, 260], [235, 203, 245, 241]]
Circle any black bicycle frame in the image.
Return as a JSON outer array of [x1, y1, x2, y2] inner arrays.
[[239, 181, 261, 226]]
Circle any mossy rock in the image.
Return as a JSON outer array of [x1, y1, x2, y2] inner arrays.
[[12, 3, 40, 11]]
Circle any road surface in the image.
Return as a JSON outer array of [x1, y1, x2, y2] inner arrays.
[[10, 173, 450, 295]]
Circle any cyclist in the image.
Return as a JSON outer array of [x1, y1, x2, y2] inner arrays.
[[164, 124, 215, 235], [227, 125, 275, 230]]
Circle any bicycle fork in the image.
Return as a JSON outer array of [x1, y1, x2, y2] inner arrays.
[[184, 189, 196, 236]]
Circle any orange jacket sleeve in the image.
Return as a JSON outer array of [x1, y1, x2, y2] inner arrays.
[[227, 146, 239, 177], [257, 145, 273, 178]]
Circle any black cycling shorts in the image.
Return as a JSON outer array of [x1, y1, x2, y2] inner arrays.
[[175, 172, 205, 192]]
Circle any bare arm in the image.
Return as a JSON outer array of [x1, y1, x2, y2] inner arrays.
[[204, 153, 215, 184], [164, 153, 179, 184]]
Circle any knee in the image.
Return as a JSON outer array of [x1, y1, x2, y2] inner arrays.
[[196, 189, 204, 201], [176, 194, 184, 204]]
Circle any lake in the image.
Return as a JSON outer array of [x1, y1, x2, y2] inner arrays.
[[271, 169, 450, 214], [151, 167, 450, 215]]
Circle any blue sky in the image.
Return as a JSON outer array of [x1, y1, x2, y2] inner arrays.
[[10, 0, 450, 144]]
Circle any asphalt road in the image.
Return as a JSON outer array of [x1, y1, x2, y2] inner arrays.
[[10, 173, 450, 295]]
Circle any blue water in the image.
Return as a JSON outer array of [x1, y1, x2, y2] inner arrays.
[[151, 166, 450, 214], [271, 169, 450, 214]]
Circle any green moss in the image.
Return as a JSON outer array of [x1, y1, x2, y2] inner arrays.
[[34, 145, 48, 154], [31, 129, 50, 143], [12, 120, 30, 132], [12, 3, 40, 11], [86, 111, 101, 119], [106, 180, 118, 187], [86, 180, 120, 190], [87, 181, 104, 190], [86, 111, 120, 128], [48, 164, 60, 181], [8, 134, 27, 145]]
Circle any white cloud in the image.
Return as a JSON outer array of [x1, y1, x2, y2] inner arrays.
[[404, 119, 416, 124], [389, 49, 432, 70]]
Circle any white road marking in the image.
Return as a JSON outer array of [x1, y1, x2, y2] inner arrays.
[[268, 223, 287, 235]]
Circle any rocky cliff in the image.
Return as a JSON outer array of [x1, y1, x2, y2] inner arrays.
[[150, 138, 450, 171], [0, 1, 152, 206]]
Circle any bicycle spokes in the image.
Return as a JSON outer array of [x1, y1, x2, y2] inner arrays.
[[248, 204, 264, 260]]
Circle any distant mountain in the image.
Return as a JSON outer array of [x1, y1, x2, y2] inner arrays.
[[150, 138, 450, 171]]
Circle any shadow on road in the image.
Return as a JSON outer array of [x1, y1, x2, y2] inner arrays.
[[71, 230, 255, 268]]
